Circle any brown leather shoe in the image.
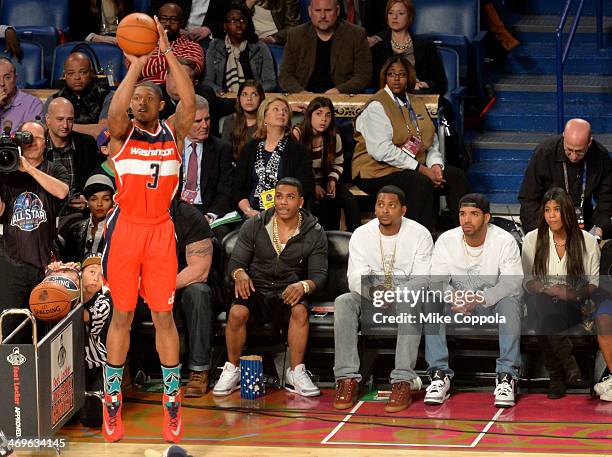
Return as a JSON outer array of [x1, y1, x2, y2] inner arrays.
[[385, 381, 412, 413], [334, 378, 359, 410], [184, 370, 209, 398]]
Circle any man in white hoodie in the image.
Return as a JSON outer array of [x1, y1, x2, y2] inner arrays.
[[424, 193, 524, 408], [333, 185, 433, 413]]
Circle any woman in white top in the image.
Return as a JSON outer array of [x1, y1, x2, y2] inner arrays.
[[522, 187, 600, 399]]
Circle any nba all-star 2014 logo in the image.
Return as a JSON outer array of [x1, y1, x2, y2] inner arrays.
[[10, 192, 47, 232]]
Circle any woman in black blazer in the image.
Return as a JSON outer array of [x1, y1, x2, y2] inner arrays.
[[234, 95, 314, 218]]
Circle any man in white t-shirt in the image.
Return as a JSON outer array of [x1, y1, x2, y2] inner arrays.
[[424, 193, 524, 408], [333, 185, 433, 413]]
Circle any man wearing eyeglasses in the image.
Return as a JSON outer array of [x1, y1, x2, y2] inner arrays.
[[519, 118, 612, 239], [139, 3, 204, 85]]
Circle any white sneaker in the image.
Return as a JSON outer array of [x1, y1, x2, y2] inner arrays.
[[594, 374, 612, 396], [213, 362, 240, 396], [425, 370, 451, 405], [600, 388, 612, 402], [494, 373, 515, 408], [285, 364, 320, 397]]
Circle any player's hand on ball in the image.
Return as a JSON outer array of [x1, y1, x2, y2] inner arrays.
[[234, 270, 255, 300], [282, 283, 304, 307]]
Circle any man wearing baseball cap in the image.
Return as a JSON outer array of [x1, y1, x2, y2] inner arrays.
[[424, 193, 524, 408]]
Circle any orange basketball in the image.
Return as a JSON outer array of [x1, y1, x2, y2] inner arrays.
[[116, 13, 159, 56], [29, 282, 72, 322]]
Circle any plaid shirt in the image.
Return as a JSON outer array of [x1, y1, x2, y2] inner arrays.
[[46, 136, 76, 194], [140, 34, 204, 84]]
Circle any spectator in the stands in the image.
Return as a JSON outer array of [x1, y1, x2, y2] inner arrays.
[[45, 97, 103, 212], [482, 0, 519, 52], [204, 2, 276, 93], [424, 193, 523, 408], [139, 2, 204, 84], [0, 25, 22, 59], [0, 58, 42, 133], [43, 52, 113, 138], [292, 96, 360, 231], [244, 0, 301, 45], [221, 80, 265, 162], [68, 0, 135, 44], [519, 118, 612, 239], [171, 198, 215, 398], [234, 96, 315, 218], [370, 0, 446, 95], [58, 173, 115, 262], [214, 177, 327, 398], [352, 55, 470, 231], [90, 128, 117, 185], [149, 0, 227, 43], [160, 57, 199, 119], [178, 95, 234, 240], [333, 185, 431, 412], [279, 0, 371, 94], [522, 187, 600, 399]]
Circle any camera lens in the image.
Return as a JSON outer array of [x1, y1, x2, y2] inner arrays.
[[0, 147, 18, 172]]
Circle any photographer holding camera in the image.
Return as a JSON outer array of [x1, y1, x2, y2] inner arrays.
[[0, 121, 69, 317]]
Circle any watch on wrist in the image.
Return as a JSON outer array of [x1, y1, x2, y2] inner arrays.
[[300, 280, 310, 294]]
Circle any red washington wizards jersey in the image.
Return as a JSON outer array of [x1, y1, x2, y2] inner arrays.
[[111, 120, 181, 218]]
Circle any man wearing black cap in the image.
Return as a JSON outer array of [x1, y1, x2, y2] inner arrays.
[[424, 193, 524, 408]]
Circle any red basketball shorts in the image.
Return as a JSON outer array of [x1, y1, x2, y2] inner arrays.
[[102, 208, 177, 313]]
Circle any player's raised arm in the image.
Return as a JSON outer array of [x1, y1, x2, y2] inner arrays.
[[154, 15, 195, 145]]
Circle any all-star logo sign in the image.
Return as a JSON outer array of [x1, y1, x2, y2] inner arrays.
[[10, 191, 47, 232], [7, 348, 26, 437]]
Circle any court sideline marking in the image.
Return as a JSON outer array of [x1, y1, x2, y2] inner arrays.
[[321, 403, 504, 448]]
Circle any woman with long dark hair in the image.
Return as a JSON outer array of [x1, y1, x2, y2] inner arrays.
[[293, 97, 360, 231], [221, 80, 265, 162], [522, 187, 600, 399]]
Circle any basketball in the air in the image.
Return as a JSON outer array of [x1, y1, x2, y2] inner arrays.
[[29, 282, 72, 322], [116, 13, 159, 56]]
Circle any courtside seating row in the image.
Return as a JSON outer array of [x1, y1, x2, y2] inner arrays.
[[133, 228, 598, 387]]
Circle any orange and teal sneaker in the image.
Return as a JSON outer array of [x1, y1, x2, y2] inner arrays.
[[162, 390, 183, 443], [102, 393, 124, 442]]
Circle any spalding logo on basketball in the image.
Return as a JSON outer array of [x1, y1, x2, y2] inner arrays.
[[29, 282, 72, 322], [44, 275, 80, 303]]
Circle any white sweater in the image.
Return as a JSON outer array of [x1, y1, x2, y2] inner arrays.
[[347, 217, 434, 295], [430, 224, 523, 307]]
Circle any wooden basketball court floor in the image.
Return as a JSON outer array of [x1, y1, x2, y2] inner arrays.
[[15, 387, 612, 457]]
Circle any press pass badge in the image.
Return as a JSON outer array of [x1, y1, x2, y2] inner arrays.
[[575, 206, 585, 229], [402, 135, 422, 158], [181, 189, 198, 204], [260, 188, 276, 210]]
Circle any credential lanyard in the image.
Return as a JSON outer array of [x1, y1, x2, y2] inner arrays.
[[563, 161, 587, 209], [393, 94, 421, 138]]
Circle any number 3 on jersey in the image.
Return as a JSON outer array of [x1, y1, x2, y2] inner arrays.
[[147, 163, 160, 189]]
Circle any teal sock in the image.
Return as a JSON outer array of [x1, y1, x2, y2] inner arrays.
[[162, 364, 181, 397], [104, 363, 124, 397]]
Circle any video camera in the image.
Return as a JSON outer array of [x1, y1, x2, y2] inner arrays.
[[0, 121, 33, 173]]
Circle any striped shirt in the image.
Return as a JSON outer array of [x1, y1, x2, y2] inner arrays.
[[85, 291, 112, 369], [140, 34, 204, 84], [112, 120, 181, 218], [310, 133, 344, 183]]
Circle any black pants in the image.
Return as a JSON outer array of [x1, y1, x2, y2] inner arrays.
[[356, 165, 471, 231], [179, 282, 214, 372], [80, 366, 103, 427], [0, 254, 44, 342], [312, 181, 361, 232]]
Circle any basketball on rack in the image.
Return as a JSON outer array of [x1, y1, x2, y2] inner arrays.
[[116, 13, 159, 57], [29, 282, 72, 322]]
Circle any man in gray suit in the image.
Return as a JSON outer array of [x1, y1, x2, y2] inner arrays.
[[279, 0, 372, 94]]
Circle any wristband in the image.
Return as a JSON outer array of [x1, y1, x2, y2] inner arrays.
[[161, 47, 172, 55], [300, 280, 310, 294]]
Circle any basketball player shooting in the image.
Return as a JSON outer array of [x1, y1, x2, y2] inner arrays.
[[101, 16, 195, 443]]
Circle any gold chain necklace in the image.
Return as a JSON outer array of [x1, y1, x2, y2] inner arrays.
[[462, 235, 484, 258], [379, 232, 398, 290], [272, 212, 302, 255]]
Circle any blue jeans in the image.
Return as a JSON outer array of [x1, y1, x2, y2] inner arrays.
[[424, 296, 523, 379]]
